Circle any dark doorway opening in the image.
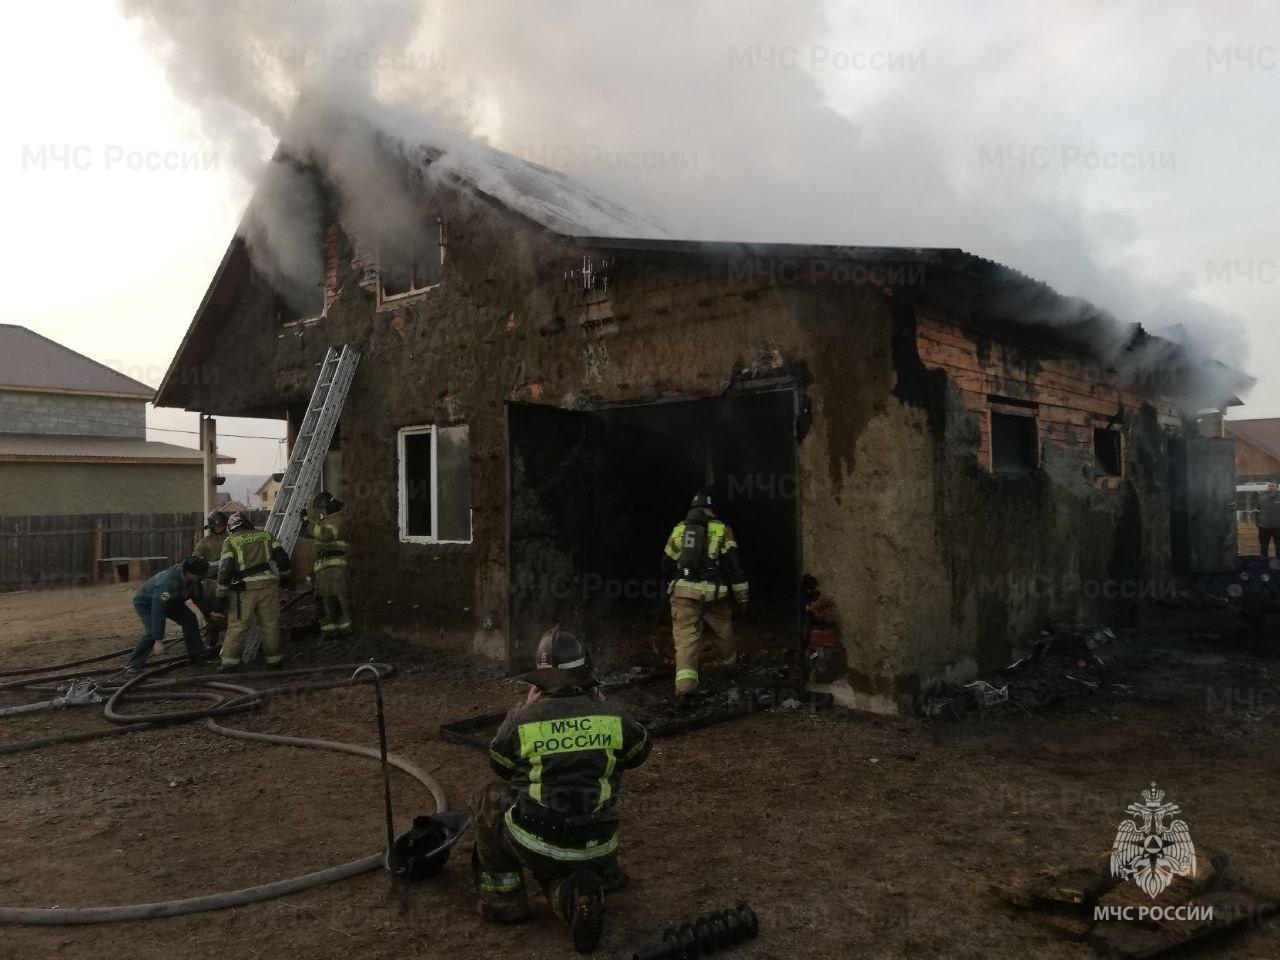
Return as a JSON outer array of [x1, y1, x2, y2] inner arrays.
[[507, 391, 800, 673]]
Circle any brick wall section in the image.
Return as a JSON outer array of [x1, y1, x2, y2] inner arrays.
[[915, 313, 1179, 473], [0, 389, 146, 438]]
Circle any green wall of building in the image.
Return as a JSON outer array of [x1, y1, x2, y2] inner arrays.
[[0, 462, 203, 515]]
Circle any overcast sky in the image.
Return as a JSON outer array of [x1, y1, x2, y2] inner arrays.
[[1, 1, 1276, 479]]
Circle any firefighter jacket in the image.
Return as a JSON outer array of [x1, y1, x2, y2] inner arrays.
[[488, 690, 651, 862], [134, 564, 213, 640], [217, 529, 291, 595], [193, 532, 226, 579], [299, 508, 347, 574], [662, 508, 750, 602]]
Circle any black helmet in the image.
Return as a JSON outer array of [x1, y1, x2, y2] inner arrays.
[[520, 626, 595, 690], [206, 510, 228, 528], [690, 490, 713, 509], [182, 556, 210, 577], [314, 491, 344, 514]]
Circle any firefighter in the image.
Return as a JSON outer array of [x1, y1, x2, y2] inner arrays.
[[661, 491, 749, 705], [216, 512, 292, 672], [193, 510, 229, 652], [126, 557, 223, 672], [474, 627, 651, 954], [298, 491, 351, 638]]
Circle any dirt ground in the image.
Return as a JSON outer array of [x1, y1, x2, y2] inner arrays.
[[1, 583, 1278, 960]]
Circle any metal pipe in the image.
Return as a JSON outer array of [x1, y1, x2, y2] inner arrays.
[[352, 663, 400, 873]]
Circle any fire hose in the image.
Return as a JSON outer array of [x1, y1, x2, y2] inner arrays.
[[0, 649, 455, 926]]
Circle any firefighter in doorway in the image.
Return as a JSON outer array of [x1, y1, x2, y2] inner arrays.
[[216, 512, 292, 672], [298, 491, 352, 638], [473, 627, 651, 954], [193, 510, 229, 652], [661, 491, 749, 705]]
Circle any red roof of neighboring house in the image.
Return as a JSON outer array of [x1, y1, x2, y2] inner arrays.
[[0, 325, 154, 398]]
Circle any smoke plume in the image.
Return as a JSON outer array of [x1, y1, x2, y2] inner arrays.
[[119, 0, 1256, 408]]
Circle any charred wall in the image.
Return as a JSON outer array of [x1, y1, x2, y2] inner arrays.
[[857, 302, 1181, 711], [162, 170, 1185, 711], [281, 187, 904, 659]]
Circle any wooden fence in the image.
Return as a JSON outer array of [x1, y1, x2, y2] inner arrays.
[[0, 512, 209, 593]]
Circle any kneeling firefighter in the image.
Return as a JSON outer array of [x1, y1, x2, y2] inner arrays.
[[298, 491, 351, 638], [661, 491, 749, 704], [474, 627, 651, 954]]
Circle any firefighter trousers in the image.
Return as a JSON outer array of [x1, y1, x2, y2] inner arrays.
[[219, 585, 284, 666], [313, 566, 352, 637], [470, 781, 616, 924], [671, 596, 737, 694]]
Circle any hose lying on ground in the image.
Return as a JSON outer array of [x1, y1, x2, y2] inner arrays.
[[0, 645, 451, 926]]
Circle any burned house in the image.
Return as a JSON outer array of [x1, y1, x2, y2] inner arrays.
[[156, 141, 1242, 713]]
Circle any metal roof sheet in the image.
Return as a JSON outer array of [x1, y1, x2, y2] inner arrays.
[[0, 325, 154, 398], [0, 433, 233, 463]]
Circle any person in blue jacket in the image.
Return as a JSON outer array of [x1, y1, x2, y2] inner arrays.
[[127, 557, 223, 672]]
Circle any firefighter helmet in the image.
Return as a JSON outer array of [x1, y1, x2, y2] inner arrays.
[[227, 512, 251, 532], [206, 510, 228, 529], [520, 626, 595, 690], [690, 490, 713, 509], [313, 491, 344, 514], [181, 556, 210, 577]]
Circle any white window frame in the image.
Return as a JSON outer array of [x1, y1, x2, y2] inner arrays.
[[378, 220, 444, 307], [397, 424, 472, 544]]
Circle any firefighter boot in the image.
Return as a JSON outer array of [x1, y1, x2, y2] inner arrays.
[[471, 848, 530, 923], [560, 869, 605, 954]]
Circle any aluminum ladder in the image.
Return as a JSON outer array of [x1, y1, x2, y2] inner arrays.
[[242, 343, 361, 662]]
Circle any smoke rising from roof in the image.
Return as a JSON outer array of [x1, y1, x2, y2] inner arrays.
[[119, 0, 1254, 408]]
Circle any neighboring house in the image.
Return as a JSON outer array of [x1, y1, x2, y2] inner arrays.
[[154, 141, 1250, 713], [255, 475, 281, 511], [1224, 418, 1280, 486], [1223, 418, 1280, 553], [0, 325, 231, 515]]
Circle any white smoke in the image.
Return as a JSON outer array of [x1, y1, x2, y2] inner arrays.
[[119, 0, 1258, 406]]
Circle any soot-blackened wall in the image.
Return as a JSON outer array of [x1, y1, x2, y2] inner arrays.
[[162, 173, 1186, 713]]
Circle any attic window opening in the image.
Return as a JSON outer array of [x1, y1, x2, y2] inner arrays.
[[379, 220, 443, 300], [274, 288, 325, 327], [989, 403, 1039, 475], [1093, 427, 1123, 477]]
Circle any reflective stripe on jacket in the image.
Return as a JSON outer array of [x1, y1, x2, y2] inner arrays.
[[488, 692, 651, 860], [217, 530, 289, 592], [662, 513, 749, 602], [300, 509, 347, 573]]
